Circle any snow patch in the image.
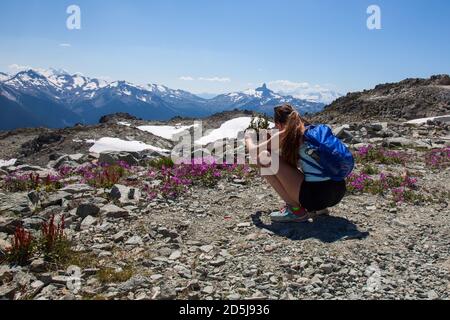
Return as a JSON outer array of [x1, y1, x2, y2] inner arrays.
[[196, 117, 274, 145], [405, 115, 450, 124], [0, 159, 17, 167], [89, 137, 169, 154]]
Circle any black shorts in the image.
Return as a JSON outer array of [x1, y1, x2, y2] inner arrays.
[[299, 179, 347, 212]]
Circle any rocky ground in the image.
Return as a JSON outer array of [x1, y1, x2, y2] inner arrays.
[[0, 114, 449, 300], [313, 75, 450, 124]]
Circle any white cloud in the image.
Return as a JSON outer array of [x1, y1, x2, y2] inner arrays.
[[8, 64, 31, 72], [179, 76, 194, 81], [59, 43, 72, 47], [198, 77, 231, 83], [268, 80, 343, 104]]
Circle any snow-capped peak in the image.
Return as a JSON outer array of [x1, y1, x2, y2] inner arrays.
[[148, 84, 169, 93], [0, 72, 10, 82]]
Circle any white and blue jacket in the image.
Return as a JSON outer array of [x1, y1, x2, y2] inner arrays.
[[298, 142, 331, 182]]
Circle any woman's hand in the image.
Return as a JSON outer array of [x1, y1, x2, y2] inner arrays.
[[244, 131, 256, 150]]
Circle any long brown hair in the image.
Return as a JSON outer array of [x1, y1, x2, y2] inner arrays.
[[274, 104, 308, 167]]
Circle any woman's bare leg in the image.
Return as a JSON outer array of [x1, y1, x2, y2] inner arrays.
[[273, 155, 304, 205], [259, 152, 304, 208], [264, 175, 300, 207]]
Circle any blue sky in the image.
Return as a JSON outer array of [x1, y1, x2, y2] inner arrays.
[[0, 0, 449, 96]]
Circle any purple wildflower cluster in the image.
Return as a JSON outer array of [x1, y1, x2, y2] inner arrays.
[[356, 145, 408, 165], [60, 161, 131, 188], [145, 157, 252, 199], [425, 147, 450, 169], [347, 171, 419, 203]]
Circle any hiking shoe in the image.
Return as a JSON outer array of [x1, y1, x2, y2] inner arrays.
[[308, 208, 330, 219], [270, 205, 309, 223]]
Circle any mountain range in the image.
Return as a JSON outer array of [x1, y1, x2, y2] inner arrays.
[[0, 68, 328, 130]]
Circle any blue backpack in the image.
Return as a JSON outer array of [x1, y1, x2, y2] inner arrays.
[[303, 125, 355, 181]]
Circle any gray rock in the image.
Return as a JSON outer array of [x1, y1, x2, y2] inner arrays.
[[76, 203, 100, 219], [156, 227, 179, 239], [169, 250, 182, 260], [80, 215, 98, 230], [427, 290, 439, 300], [0, 192, 32, 215], [200, 245, 214, 253], [0, 264, 14, 283], [41, 191, 71, 208], [68, 154, 87, 163], [30, 258, 47, 273], [125, 236, 143, 246], [227, 293, 241, 300], [333, 125, 350, 137], [210, 257, 226, 267], [27, 191, 40, 205], [61, 184, 93, 194], [98, 151, 139, 166], [117, 275, 148, 292], [22, 216, 46, 230], [202, 285, 214, 294], [320, 263, 334, 274], [101, 204, 130, 219], [0, 216, 22, 234], [113, 230, 128, 243], [0, 284, 16, 299], [383, 137, 415, 147], [366, 123, 387, 132]]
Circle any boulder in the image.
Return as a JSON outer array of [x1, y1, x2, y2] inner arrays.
[[76, 203, 100, 219], [0, 192, 33, 215], [100, 204, 130, 219], [41, 191, 72, 208], [98, 151, 140, 166], [383, 137, 415, 147]]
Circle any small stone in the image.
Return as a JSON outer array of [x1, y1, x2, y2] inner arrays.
[[427, 290, 439, 300], [210, 257, 226, 267], [30, 280, 45, 290], [227, 293, 241, 300], [30, 258, 47, 273], [113, 231, 127, 243], [237, 222, 251, 228], [320, 263, 334, 274], [150, 274, 163, 281], [125, 236, 143, 246], [202, 285, 214, 294], [169, 250, 182, 260], [310, 275, 323, 286], [80, 215, 98, 230], [200, 245, 214, 253]]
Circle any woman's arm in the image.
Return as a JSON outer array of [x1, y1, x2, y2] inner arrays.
[[245, 129, 283, 155]]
